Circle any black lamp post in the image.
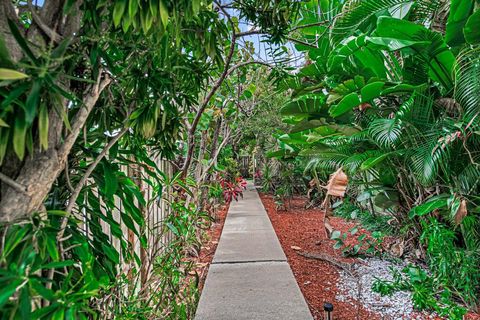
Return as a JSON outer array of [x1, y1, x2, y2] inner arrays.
[[323, 302, 334, 320]]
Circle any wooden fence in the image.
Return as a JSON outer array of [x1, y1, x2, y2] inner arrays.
[[97, 156, 175, 284]]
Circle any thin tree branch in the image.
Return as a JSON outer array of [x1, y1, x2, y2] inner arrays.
[[65, 126, 129, 214], [199, 129, 233, 183], [0, 172, 28, 194], [64, 161, 74, 192], [58, 73, 111, 158], [286, 36, 317, 48], [290, 21, 329, 32], [181, 2, 237, 177], [46, 127, 127, 293], [236, 30, 264, 37], [27, 0, 63, 43]]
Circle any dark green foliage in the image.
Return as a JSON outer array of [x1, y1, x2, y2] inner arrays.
[[333, 200, 394, 234]]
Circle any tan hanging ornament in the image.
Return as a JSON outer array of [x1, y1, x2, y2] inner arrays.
[[321, 168, 348, 238]]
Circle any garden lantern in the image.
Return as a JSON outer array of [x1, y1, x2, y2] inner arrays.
[[323, 302, 333, 320]]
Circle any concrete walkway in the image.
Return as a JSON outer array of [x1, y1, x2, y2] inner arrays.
[[195, 182, 313, 320]]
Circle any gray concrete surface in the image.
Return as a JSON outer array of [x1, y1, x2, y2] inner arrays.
[[195, 182, 313, 320]]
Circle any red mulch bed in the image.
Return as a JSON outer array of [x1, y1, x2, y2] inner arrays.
[[260, 194, 379, 320], [260, 194, 480, 320]]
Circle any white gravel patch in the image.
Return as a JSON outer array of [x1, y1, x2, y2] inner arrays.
[[335, 258, 435, 320]]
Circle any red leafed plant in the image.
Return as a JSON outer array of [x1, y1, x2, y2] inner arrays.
[[220, 177, 247, 203]]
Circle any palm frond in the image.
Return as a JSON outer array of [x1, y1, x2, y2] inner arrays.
[[409, 0, 443, 24], [457, 163, 480, 194], [331, 0, 414, 43], [343, 150, 385, 174], [409, 124, 460, 185], [369, 94, 415, 149], [454, 46, 480, 128], [461, 215, 480, 252], [369, 118, 403, 149]]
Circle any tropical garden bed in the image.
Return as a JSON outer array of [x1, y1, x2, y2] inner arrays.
[[260, 193, 480, 320]]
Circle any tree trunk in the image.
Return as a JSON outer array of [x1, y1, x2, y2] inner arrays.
[[209, 118, 223, 168], [0, 78, 111, 222], [193, 130, 208, 182], [0, 0, 91, 223]]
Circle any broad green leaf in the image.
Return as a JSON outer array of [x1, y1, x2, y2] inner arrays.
[[52, 309, 65, 320], [0, 128, 9, 164], [380, 83, 425, 95], [360, 81, 385, 101], [298, 144, 333, 156], [40, 260, 75, 270], [29, 279, 54, 301], [0, 118, 8, 127], [128, 0, 138, 17], [367, 37, 430, 51], [0, 68, 28, 80], [333, 242, 343, 249], [328, 34, 387, 78], [103, 163, 118, 198], [280, 94, 327, 116], [464, 10, 480, 45], [445, 0, 474, 47], [159, 0, 169, 28], [7, 19, 38, 64], [51, 37, 72, 59], [166, 222, 179, 236], [25, 80, 42, 124], [331, 230, 341, 239], [329, 92, 360, 117], [19, 287, 31, 318], [45, 236, 59, 261], [376, 17, 454, 90], [360, 152, 394, 170], [3, 226, 30, 257], [2, 82, 29, 108], [408, 196, 449, 218], [101, 244, 120, 264], [278, 132, 309, 145], [141, 10, 154, 33], [290, 119, 325, 133], [327, 76, 365, 104]]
